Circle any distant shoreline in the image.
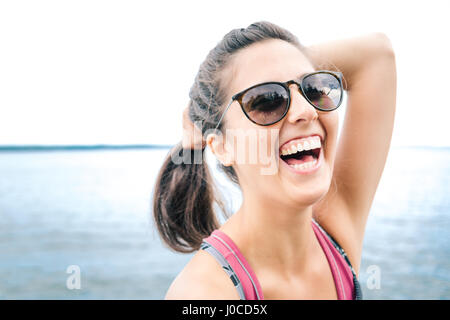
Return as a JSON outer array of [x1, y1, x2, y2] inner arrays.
[[0, 144, 173, 152], [0, 144, 448, 153]]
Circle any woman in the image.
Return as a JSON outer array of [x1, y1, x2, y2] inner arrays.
[[153, 21, 396, 300]]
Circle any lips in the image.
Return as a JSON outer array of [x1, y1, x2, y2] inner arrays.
[[278, 134, 323, 170], [280, 146, 323, 174]]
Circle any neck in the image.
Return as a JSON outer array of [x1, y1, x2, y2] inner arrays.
[[221, 194, 317, 278]]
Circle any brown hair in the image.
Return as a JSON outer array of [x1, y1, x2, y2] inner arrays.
[[152, 21, 309, 253]]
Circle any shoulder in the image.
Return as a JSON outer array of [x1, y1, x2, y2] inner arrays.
[[165, 249, 240, 300]]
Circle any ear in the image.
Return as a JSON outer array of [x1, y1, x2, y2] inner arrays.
[[206, 132, 234, 167]]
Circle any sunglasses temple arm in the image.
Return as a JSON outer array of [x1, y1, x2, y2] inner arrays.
[[214, 99, 234, 131]]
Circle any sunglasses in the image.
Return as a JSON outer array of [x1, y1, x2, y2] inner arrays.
[[215, 70, 344, 129]]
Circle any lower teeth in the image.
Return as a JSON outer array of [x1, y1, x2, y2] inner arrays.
[[289, 159, 317, 171]]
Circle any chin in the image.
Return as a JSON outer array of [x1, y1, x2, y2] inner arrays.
[[289, 183, 330, 207], [279, 162, 332, 207]]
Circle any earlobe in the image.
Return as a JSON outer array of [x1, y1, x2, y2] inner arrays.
[[206, 133, 234, 167]]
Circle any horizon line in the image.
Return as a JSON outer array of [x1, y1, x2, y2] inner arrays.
[[0, 144, 449, 152], [0, 144, 173, 152]]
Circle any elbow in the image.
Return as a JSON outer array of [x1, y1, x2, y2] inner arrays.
[[371, 32, 396, 60]]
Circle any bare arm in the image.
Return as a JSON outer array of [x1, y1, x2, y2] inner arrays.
[[306, 33, 397, 273]]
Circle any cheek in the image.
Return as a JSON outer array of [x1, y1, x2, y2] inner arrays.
[[230, 128, 280, 184], [321, 111, 339, 136], [320, 112, 339, 163]]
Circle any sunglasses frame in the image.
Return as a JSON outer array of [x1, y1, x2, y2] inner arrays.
[[215, 70, 344, 129]]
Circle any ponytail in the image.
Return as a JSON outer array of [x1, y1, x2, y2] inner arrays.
[[152, 142, 224, 253]]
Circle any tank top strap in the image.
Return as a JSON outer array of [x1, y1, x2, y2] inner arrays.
[[201, 230, 264, 300], [311, 219, 363, 300], [200, 240, 246, 299]]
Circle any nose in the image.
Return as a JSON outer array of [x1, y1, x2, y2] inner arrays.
[[285, 83, 319, 124]]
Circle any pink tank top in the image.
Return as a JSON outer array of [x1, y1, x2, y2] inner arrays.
[[200, 219, 361, 300]]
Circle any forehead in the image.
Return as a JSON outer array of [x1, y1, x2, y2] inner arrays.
[[225, 39, 315, 96]]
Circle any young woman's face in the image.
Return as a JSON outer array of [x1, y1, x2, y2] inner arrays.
[[216, 39, 339, 209]]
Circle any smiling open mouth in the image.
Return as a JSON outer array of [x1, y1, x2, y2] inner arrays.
[[279, 136, 322, 171], [280, 148, 320, 165]]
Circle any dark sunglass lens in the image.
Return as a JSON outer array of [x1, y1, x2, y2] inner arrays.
[[302, 73, 342, 110], [241, 83, 289, 125]]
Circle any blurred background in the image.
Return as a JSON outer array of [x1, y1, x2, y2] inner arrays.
[[0, 0, 449, 299]]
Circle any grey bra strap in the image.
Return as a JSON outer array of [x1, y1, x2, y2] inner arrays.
[[200, 241, 246, 300]]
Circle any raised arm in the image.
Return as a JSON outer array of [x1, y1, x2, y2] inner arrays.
[[306, 33, 397, 274]]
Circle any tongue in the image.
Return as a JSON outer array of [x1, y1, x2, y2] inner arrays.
[[285, 154, 315, 165]]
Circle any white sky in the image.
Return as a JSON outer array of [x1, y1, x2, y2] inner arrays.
[[0, 0, 449, 147]]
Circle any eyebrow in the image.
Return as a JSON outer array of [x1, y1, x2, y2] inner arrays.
[[294, 71, 311, 82]]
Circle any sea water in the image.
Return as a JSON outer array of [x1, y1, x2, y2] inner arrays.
[[0, 147, 448, 299]]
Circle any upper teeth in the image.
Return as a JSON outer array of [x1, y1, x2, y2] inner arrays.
[[281, 136, 321, 156]]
